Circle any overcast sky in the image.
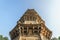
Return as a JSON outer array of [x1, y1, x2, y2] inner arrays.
[[0, 0, 60, 40]]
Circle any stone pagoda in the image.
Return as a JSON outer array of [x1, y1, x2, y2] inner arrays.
[[9, 9, 52, 40]]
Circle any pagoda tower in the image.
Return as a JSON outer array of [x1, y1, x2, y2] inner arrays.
[[9, 9, 52, 40]]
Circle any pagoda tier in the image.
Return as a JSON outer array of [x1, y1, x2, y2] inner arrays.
[[9, 9, 52, 40]]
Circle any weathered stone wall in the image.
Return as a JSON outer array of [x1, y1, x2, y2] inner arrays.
[[19, 36, 40, 40]]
